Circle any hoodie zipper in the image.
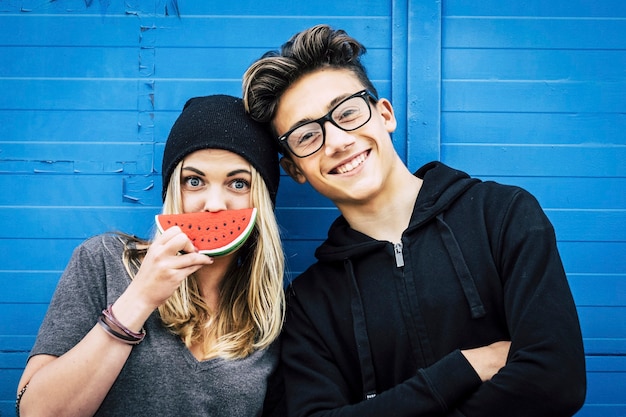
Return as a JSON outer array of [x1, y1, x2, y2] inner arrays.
[[394, 242, 405, 267]]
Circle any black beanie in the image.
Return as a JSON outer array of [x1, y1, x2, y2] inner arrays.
[[161, 95, 280, 204]]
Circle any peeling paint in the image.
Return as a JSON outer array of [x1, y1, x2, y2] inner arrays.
[[122, 175, 156, 205], [123, 194, 140, 202]]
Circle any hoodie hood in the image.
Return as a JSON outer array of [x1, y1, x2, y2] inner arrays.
[[315, 161, 480, 262]]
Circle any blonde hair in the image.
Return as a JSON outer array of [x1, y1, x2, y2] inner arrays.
[[123, 161, 285, 359]]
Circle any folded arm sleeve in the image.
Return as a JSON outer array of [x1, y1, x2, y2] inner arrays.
[[456, 190, 586, 417]]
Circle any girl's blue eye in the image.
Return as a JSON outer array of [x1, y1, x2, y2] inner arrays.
[[184, 176, 202, 187], [231, 179, 250, 190]]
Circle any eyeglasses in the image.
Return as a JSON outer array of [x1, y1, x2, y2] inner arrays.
[[278, 89, 378, 158]]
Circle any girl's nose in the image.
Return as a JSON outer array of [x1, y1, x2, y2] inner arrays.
[[202, 187, 228, 212]]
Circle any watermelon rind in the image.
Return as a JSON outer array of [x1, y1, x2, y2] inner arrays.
[[155, 208, 257, 257]]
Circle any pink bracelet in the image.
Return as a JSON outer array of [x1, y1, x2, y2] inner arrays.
[[101, 304, 145, 343], [97, 316, 144, 345]]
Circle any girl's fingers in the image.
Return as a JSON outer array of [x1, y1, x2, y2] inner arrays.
[[156, 226, 197, 255], [172, 252, 214, 269]]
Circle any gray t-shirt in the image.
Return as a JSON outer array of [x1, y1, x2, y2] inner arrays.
[[29, 234, 281, 416]]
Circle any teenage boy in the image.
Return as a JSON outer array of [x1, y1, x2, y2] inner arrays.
[[243, 24, 586, 417]]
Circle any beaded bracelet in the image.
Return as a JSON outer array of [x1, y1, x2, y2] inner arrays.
[[16, 383, 28, 417]]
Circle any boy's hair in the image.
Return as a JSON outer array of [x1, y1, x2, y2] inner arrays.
[[243, 24, 377, 126]]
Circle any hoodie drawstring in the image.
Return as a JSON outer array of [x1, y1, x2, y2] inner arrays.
[[345, 259, 378, 400], [435, 213, 487, 319]]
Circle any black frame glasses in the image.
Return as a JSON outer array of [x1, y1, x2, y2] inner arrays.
[[278, 89, 378, 158]]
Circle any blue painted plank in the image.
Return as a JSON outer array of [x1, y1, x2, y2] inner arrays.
[[0, 0, 393, 16], [0, 0, 144, 14], [276, 208, 340, 241], [582, 339, 626, 356], [545, 209, 626, 242], [584, 339, 626, 356], [0, 14, 144, 47], [0, 272, 61, 303], [276, 178, 336, 208], [0, 142, 154, 176], [575, 406, 626, 417], [441, 113, 626, 145], [0, 239, 82, 271], [0, 15, 141, 46], [0, 336, 35, 353], [0, 80, 144, 111], [442, 80, 626, 113], [586, 356, 626, 372], [148, 16, 390, 48], [477, 177, 626, 210], [0, 110, 147, 143], [443, 49, 626, 82], [0, 46, 139, 78], [559, 242, 626, 274], [177, 0, 391, 16], [390, 0, 409, 164], [569, 274, 626, 307], [441, 144, 625, 177], [0, 351, 28, 369], [283, 240, 325, 274], [578, 307, 626, 339], [0, 207, 159, 239], [0, 370, 22, 405], [583, 356, 626, 410], [443, 0, 626, 18], [405, 0, 442, 170], [0, 174, 160, 206], [0, 304, 48, 336], [585, 368, 626, 405], [443, 17, 626, 49]]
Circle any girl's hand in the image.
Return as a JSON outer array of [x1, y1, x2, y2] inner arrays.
[[130, 226, 214, 310]]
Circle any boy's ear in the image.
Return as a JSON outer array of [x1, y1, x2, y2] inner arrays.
[[377, 98, 397, 133], [280, 156, 307, 184]]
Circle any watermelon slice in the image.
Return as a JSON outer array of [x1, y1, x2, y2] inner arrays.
[[155, 208, 257, 257]]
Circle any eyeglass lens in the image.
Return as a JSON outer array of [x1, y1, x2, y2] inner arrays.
[[286, 93, 371, 157]]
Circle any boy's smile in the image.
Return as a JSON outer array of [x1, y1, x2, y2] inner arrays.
[[330, 150, 370, 175]]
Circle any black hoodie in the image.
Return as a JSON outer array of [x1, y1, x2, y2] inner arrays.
[[281, 162, 586, 417]]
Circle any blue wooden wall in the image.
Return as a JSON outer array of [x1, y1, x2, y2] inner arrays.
[[0, 1, 623, 415]]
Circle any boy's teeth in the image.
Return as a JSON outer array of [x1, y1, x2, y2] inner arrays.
[[337, 154, 365, 174]]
